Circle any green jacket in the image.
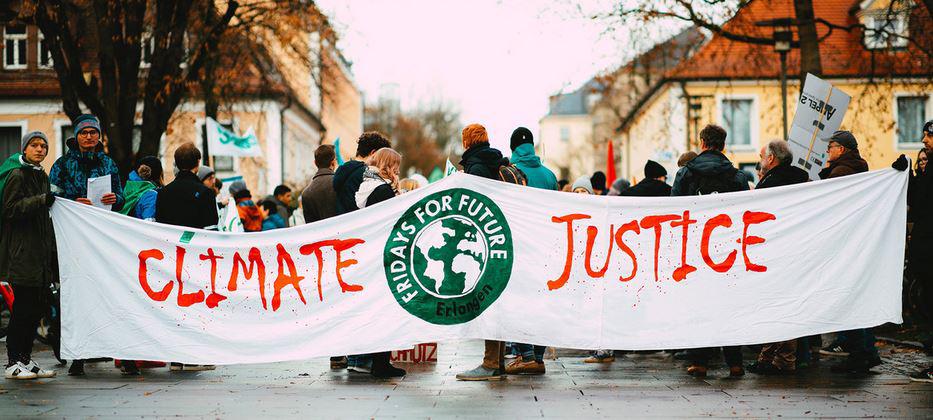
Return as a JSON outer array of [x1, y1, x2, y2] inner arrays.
[[510, 143, 558, 191]]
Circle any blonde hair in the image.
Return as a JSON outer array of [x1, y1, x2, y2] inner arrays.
[[369, 148, 402, 192], [399, 178, 420, 193]]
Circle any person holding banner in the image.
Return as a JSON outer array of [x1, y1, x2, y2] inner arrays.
[[905, 120, 933, 383], [49, 114, 124, 210], [746, 140, 809, 375], [505, 126, 557, 376], [156, 143, 220, 231], [455, 123, 511, 381], [1, 131, 58, 380], [814, 131, 881, 374], [672, 124, 747, 378]]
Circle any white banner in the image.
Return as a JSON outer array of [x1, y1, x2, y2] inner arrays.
[[789, 73, 852, 180], [53, 170, 907, 364]]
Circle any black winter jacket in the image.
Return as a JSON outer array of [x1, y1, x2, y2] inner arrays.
[[333, 160, 367, 215], [0, 163, 57, 287], [621, 179, 672, 197], [155, 171, 219, 229], [460, 143, 505, 181], [756, 163, 809, 189], [670, 150, 749, 196]]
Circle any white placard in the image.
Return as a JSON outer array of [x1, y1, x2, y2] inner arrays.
[[788, 73, 852, 180]]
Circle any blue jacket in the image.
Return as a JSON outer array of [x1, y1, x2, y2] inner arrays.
[[510, 143, 558, 191], [262, 213, 286, 231], [49, 138, 124, 211], [127, 171, 158, 220]]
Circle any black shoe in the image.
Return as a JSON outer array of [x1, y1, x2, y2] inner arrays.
[[370, 352, 405, 378], [831, 357, 877, 374], [330, 356, 348, 370], [68, 360, 85, 376], [747, 362, 787, 375]]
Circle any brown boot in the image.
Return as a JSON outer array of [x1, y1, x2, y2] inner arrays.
[[505, 359, 545, 375], [686, 364, 707, 378], [729, 365, 745, 377]]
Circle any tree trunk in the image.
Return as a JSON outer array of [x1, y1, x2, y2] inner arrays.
[[793, 0, 823, 87]]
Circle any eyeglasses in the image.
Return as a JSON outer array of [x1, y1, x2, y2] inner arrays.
[[78, 129, 99, 137], [827, 143, 843, 151]]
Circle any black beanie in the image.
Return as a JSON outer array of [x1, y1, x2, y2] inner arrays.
[[591, 171, 606, 191], [644, 160, 667, 178], [510, 127, 534, 151]]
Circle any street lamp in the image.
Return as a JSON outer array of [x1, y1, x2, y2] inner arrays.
[[756, 18, 795, 141]]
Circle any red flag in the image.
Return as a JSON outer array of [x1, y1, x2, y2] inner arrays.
[[606, 139, 617, 188]]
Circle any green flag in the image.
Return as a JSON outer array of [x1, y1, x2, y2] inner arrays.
[[428, 166, 443, 183]]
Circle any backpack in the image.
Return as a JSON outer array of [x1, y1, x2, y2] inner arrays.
[[693, 167, 741, 195], [498, 164, 527, 186]]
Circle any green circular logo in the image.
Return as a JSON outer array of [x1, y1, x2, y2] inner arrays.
[[384, 188, 513, 325]]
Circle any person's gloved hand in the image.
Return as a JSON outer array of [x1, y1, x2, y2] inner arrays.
[[892, 154, 909, 171], [45, 193, 56, 207]]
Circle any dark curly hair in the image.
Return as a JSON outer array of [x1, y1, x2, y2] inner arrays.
[[356, 131, 391, 158]]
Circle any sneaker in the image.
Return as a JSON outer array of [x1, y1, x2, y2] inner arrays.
[[5, 362, 38, 380], [68, 360, 85, 376], [330, 356, 348, 370], [819, 346, 849, 357], [583, 355, 615, 363], [505, 359, 545, 375], [455, 365, 505, 381], [170, 363, 215, 372], [347, 360, 372, 374], [686, 365, 707, 378], [120, 362, 140, 376], [908, 367, 933, 383], [23, 360, 56, 378], [170, 362, 184, 371]]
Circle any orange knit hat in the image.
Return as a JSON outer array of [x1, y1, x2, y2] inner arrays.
[[461, 123, 489, 149]]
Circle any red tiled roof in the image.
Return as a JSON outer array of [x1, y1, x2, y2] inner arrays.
[[672, 0, 931, 80]]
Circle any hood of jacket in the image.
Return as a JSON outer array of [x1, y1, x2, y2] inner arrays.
[[460, 143, 504, 170], [333, 160, 366, 194], [510, 143, 541, 168], [686, 150, 738, 177]]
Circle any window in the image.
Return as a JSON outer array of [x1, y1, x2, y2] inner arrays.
[[4, 25, 27, 69], [864, 15, 908, 50], [897, 96, 927, 145], [38, 33, 52, 68], [560, 126, 570, 143], [0, 126, 23, 159], [721, 99, 753, 147]]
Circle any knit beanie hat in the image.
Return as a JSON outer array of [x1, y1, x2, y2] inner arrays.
[[73, 114, 102, 138], [462, 123, 489, 149], [136, 156, 163, 182], [510, 127, 534, 151], [21, 131, 48, 152], [571, 175, 594, 194], [644, 160, 667, 178], [923, 120, 933, 137], [829, 130, 857, 150], [590, 171, 607, 191], [197, 165, 215, 182], [228, 180, 249, 199]]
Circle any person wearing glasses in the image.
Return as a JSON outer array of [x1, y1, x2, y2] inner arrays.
[[48, 113, 127, 376]]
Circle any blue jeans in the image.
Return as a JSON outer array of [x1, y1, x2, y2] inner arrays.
[[347, 354, 373, 368], [515, 343, 546, 363]]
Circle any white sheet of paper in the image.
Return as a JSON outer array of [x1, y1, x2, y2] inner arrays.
[[87, 174, 112, 210]]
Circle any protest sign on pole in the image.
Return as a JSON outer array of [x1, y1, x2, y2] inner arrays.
[[52, 170, 906, 364], [788, 73, 851, 180], [206, 117, 262, 157]]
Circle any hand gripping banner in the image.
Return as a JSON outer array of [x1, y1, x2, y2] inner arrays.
[[52, 170, 907, 364]]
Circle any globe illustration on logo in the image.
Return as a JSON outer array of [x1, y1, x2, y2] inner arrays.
[[411, 215, 488, 298]]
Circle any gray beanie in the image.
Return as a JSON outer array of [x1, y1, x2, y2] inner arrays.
[[571, 175, 594, 194], [197, 165, 215, 182], [228, 180, 248, 197], [21, 131, 49, 152], [829, 130, 857, 150]]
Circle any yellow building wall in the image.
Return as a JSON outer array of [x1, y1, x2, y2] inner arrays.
[[538, 114, 594, 181]]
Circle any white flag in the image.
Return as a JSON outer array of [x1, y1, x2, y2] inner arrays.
[[206, 117, 262, 157]]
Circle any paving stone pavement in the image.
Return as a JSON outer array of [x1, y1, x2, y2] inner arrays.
[[0, 340, 930, 418]]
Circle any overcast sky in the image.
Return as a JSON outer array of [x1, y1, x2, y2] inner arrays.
[[315, 0, 635, 154]]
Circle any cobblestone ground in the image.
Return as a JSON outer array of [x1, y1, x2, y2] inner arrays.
[[0, 339, 930, 418]]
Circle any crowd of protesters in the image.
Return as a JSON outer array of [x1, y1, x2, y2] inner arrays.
[[1, 112, 930, 384]]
